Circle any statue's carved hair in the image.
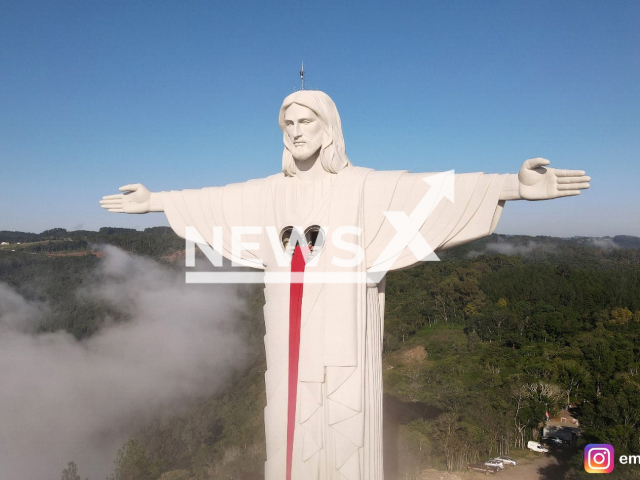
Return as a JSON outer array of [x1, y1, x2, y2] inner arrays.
[[279, 90, 352, 177]]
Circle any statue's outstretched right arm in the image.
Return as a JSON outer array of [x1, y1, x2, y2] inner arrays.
[[100, 179, 270, 270], [100, 183, 164, 214]]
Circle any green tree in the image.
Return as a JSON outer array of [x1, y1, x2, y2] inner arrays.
[[110, 440, 160, 480], [61, 461, 87, 480]]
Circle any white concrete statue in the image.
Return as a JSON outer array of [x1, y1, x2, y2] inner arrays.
[[100, 90, 589, 480]]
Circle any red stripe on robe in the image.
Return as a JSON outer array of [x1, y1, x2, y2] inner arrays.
[[287, 245, 306, 480]]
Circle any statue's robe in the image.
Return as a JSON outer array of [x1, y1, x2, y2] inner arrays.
[[159, 166, 507, 480]]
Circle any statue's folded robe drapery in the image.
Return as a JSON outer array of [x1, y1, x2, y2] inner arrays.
[[159, 167, 506, 480]]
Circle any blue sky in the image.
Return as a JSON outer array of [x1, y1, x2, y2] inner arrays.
[[1, 0, 638, 236]]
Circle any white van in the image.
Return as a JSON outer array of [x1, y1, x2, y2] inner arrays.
[[528, 441, 549, 453]]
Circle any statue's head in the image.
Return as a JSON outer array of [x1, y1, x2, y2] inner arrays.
[[279, 90, 351, 177]]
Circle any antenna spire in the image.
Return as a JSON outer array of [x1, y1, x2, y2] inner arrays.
[[300, 62, 305, 90]]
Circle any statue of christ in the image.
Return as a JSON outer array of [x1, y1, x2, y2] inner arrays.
[[100, 90, 589, 480]]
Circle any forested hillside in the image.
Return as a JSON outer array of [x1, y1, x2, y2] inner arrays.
[[382, 240, 640, 479], [1, 229, 639, 479]]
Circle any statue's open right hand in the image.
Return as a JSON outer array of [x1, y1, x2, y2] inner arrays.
[[100, 184, 152, 214]]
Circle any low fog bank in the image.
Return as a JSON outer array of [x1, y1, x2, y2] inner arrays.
[[586, 237, 619, 250], [466, 239, 555, 258], [465, 235, 638, 258], [0, 246, 248, 480]]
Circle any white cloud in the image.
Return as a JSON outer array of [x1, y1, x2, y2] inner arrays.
[[0, 246, 248, 480], [466, 239, 551, 258]]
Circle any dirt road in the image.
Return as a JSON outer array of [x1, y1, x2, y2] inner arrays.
[[499, 450, 571, 480], [420, 447, 576, 480]]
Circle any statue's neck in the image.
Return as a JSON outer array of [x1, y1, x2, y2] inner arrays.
[[294, 150, 329, 184]]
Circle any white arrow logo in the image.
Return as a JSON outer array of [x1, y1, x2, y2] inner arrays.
[[367, 170, 455, 283]]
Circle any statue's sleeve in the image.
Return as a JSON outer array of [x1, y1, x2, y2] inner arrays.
[[364, 171, 507, 271], [159, 177, 273, 269]]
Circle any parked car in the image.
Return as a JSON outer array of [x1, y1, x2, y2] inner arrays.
[[484, 459, 505, 469], [494, 455, 517, 466], [467, 463, 499, 475], [528, 440, 549, 453], [542, 436, 564, 446]]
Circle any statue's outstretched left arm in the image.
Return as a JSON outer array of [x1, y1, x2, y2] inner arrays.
[[499, 158, 590, 201]]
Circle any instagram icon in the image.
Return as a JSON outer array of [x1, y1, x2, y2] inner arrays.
[[585, 444, 615, 473]]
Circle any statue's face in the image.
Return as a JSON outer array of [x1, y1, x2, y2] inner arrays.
[[284, 103, 324, 162]]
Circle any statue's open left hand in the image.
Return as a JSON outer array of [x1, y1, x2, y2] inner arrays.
[[100, 183, 151, 213], [519, 158, 590, 201]]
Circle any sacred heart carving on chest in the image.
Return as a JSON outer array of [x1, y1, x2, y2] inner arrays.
[[279, 225, 325, 261]]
